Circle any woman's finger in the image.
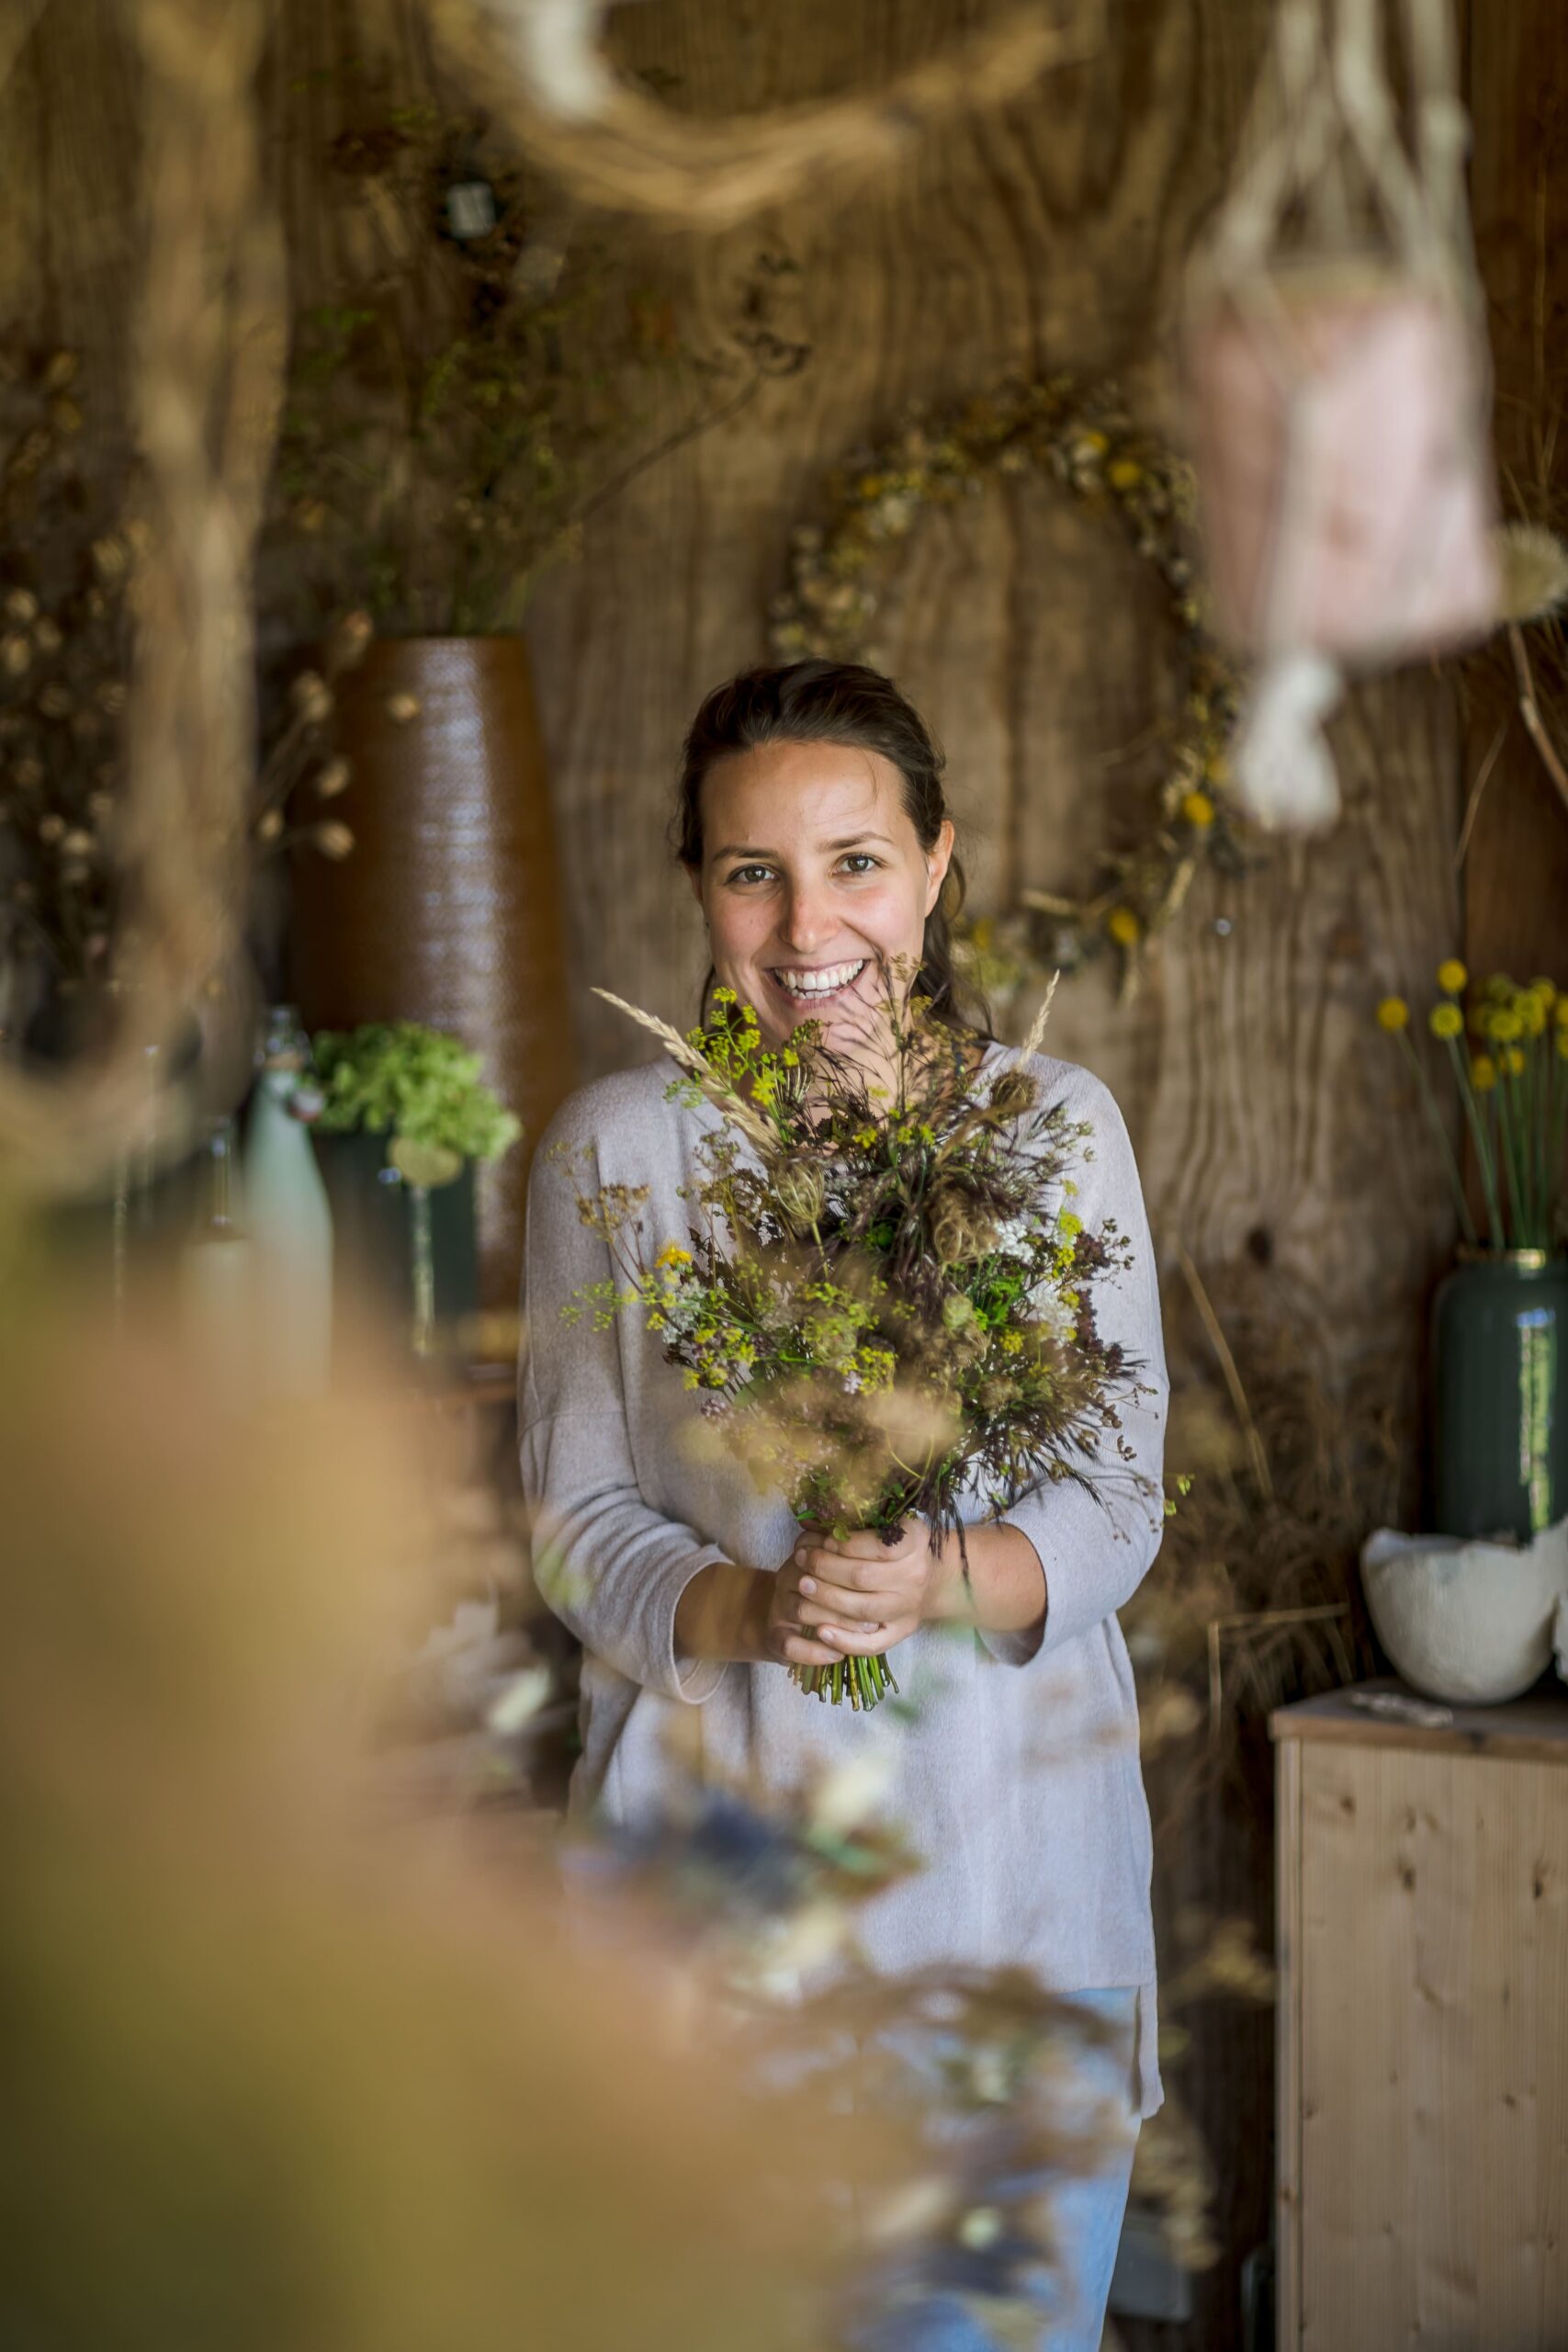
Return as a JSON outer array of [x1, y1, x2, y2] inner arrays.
[[779, 1631, 842, 1668], [796, 1589, 886, 1631], [812, 1619, 905, 1658]]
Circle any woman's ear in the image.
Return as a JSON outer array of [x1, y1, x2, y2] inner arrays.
[[923, 819, 956, 916]]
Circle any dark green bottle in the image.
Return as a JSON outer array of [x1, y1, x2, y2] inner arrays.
[[1431, 1251, 1568, 1540]]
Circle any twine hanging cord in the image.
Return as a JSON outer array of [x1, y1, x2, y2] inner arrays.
[[423, 0, 1108, 227]]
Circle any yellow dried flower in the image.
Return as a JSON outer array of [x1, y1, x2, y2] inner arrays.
[[1109, 458, 1143, 491], [1470, 1054, 1497, 1091], [1429, 1003, 1463, 1039], [1558, 1031, 1568, 1060], [1529, 976, 1557, 1007], [1506, 1047, 1527, 1075], [1556, 997, 1568, 1029], [1376, 997, 1409, 1032], [1107, 906, 1142, 947], [314, 820, 355, 860], [1180, 789, 1216, 830], [1437, 958, 1468, 994], [1490, 1007, 1524, 1043], [1520, 990, 1549, 1036]]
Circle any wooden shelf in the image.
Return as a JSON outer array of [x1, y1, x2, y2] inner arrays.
[[1272, 1676, 1568, 1766]]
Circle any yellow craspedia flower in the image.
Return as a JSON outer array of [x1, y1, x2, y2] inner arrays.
[[1376, 997, 1410, 1032], [1429, 1002, 1464, 1040], [1506, 1046, 1527, 1075], [1490, 1007, 1524, 1043], [1529, 976, 1558, 1007], [1437, 958, 1468, 994], [1557, 996, 1568, 1028], [1558, 1030, 1568, 1059], [1471, 1054, 1497, 1091], [1180, 789, 1216, 830], [1107, 906, 1142, 947], [1108, 458, 1143, 492], [1520, 990, 1549, 1036]]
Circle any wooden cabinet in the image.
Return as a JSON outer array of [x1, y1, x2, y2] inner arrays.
[[1273, 1683, 1568, 2350]]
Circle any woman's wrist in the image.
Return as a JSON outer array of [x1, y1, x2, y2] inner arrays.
[[926, 1522, 1047, 1637], [674, 1560, 773, 1664]]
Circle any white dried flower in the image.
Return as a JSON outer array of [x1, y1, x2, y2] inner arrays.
[[1496, 521, 1568, 626], [289, 671, 333, 726]]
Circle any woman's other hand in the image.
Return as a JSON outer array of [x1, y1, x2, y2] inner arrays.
[[772, 1521, 948, 1662]]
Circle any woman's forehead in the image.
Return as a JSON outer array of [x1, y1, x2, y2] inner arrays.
[[703, 739, 907, 839]]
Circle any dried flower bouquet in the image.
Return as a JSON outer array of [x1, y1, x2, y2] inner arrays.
[[569, 972, 1152, 1710]]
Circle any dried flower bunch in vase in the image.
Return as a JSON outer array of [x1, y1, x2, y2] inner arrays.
[[568, 972, 1153, 1711]]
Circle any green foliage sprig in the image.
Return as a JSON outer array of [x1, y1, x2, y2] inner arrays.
[[311, 1021, 520, 1165]]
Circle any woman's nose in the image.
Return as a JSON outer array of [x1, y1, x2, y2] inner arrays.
[[777, 886, 836, 956]]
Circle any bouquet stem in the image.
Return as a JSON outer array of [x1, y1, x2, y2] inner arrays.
[[790, 1653, 900, 1709]]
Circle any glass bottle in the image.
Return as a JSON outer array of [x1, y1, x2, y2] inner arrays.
[[245, 1004, 333, 1396], [177, 1115, 254, 1409]]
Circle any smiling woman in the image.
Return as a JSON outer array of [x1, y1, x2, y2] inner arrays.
[[671, 661, 984, 1062], [520, 658, 1170, 2352]]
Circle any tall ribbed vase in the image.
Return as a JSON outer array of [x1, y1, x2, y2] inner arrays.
[[289, 639, 576, 1313], [1431, 1251, 1568, 1541]]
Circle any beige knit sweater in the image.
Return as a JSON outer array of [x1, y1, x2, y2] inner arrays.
[[521, 1042, 1168, 2116]]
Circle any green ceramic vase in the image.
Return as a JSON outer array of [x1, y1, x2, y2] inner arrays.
[[1431, 1250, 1568, 1541], [310, 1129, 479, 1356]]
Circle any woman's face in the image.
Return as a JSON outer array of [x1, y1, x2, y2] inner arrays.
[[689, 738, 954, 1056]]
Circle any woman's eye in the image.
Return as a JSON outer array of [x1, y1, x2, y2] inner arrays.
[[839, 854, 882, 876], [725, 864, 774, 887]]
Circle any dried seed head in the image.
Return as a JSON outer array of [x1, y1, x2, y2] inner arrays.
[[36, 683, 72, 719], [930, 1184, 998, 1265], [773, 1162, 827, 1232], [60, 828, 94, 858], [313, 755, 352, 799], [289, 671, 333, 726], [41, 350, 79, 392], [986, 1069, 1041, 1123], [314, 820, 355, 859], [331, 610, 373, 664], [0, 634, 30, 676], [32, 616, 62, 656], [384, 690, 421, 724], [96, 680, 127, 716], [85, 791, 114, 826], [91, 537, 128, 582], [254, 808, 285, 844], [49, 395, 84, 437], [3, 588, 39, 626], [11, 757, 43, 791], [37, 813, 65, 844]]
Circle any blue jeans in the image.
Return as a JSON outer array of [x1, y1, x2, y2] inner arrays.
[[843, 1988, 1139, 2352]]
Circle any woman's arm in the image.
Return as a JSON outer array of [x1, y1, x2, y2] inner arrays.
[[521, 1092, 738, 1705]]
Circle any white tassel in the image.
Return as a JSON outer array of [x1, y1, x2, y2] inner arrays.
[[1230, 650, 1344, 831]]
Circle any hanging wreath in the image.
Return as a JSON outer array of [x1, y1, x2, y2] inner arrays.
[[768, 376, 1248, 999]]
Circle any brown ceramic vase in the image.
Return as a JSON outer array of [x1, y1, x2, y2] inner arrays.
[[290, 637, 576, 1315]]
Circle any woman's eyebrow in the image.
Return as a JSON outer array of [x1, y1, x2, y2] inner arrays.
[[820, 831, 895, 850]]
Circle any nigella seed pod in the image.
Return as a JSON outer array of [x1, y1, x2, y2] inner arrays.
[[986, 1070, 1040, 1122], [773, 1163, 827, 1232]]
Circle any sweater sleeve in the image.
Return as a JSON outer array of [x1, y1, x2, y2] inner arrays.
[[519, 1089, 732, 1705], [983, 1067, 1168, 1668]]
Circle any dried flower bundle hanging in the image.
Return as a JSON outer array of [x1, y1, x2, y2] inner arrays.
[[1185, 0, 1498, 830], [567, 969, 1153, 1710], [768, 375, 1247, 996]]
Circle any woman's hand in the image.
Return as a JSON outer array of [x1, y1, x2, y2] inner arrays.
[[770, 1521, 950, 1663]]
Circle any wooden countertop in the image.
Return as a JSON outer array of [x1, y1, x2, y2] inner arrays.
[[1271, 1677, 1568, 1764]]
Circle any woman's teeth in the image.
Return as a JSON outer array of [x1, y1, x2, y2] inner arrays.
[[773, 959, 866, 1001]]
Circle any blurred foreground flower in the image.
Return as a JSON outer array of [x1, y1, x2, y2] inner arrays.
[[0, 1256, 842, 2352]]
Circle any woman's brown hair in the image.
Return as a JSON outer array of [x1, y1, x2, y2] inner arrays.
[[671, 658, 991, 1037]]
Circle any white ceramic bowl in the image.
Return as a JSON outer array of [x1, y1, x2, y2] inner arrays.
[[1361, 1522, 1568, 1706]]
